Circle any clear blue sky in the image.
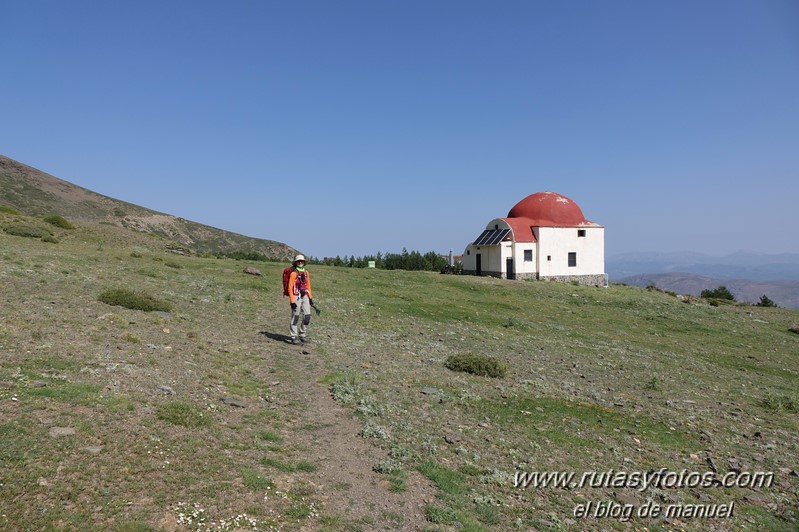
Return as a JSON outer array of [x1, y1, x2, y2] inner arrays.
[[2, 0, 798, 259]]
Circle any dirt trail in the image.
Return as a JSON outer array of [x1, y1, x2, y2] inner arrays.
[[262, 332, 435, 530]]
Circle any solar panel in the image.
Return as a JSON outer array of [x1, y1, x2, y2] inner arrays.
[[472, 228, 510, 246]]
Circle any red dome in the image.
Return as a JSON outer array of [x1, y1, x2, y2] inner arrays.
[[507, 191, 587, 226]]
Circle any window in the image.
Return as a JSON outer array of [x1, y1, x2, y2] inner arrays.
[[524, 250, 533, 262], [568, 252, 577, 267], [578, 229, 586, 237], [547, 255, 551, 261]]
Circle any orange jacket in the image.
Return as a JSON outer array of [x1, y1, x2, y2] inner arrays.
[[288, 268, 312, 304]]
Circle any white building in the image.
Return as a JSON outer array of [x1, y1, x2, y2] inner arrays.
[[462, 191, 606, 286]]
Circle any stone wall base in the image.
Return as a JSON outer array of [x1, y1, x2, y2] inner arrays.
[[463, 271, 607, 287]]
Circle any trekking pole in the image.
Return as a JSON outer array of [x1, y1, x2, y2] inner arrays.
[[311, 302, 321, 316]]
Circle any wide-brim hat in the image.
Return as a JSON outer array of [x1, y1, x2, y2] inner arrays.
[[293, 254, 306, 263]]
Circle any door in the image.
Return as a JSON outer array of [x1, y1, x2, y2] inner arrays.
[[476, 254, 482, 276], [506, 257, 515, 280]]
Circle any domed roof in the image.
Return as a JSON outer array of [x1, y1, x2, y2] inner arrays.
[[507, 191, 588, 226]]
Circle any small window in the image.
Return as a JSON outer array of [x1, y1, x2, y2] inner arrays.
[[568, 252, 577, 267], [578, 229, 586, 237], [466, 250, 470, 256], [524, 250, 533, 262], [547, 255, 551, 261]]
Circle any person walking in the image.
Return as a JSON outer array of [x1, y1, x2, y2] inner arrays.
[[287, 254, 314, 344]]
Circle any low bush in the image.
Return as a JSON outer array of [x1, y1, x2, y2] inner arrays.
[[41, 235, 59, 244], [0, 205, 21, 215], [3, 223, 50, 238], [445, 353, 507, 378], [98, 287, 173, 312], [43, 214, 75, 229]]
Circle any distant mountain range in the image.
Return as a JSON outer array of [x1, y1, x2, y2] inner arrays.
[[0, 155, 297, 259], [609, 251, 799, 309]]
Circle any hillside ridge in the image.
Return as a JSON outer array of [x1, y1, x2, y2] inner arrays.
[[0, 155, 297, 259]]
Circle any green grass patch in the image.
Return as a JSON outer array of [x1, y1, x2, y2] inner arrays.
[[418, 461, 469, 497], [757, 393, 799, 413], [470, 396, 698, 452], [98, 287, 173, 312], [284, 503, 313, 519], [242, 469, 276, 491], [156, 402, 213, 428], [424, 504, 457, 524], [26, 382, 102, 405], [0, 205, 21, 215], [255, 430, 283, 443]]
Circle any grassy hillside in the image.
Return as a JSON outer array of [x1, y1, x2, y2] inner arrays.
[[0, 155, 297, 259], [1, 213, 797, 531]]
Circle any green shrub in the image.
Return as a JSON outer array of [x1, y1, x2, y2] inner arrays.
[[41, 235, 60, 244], [43, 214, 75, 229], [0, 205, 21, 215], [445, 353, 507, 378], [3, 223, 50, 238], [98, 287, 173, 312], [755, 295, 777, 308], [700, 286, 735, 301]]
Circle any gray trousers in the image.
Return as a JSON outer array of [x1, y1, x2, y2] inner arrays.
[[289, 294, 311, 339]]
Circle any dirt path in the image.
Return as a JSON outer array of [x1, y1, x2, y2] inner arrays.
[[260, 332, 435, 530]]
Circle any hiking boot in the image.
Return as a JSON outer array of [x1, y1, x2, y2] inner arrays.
[[290, 337, 301, 345]]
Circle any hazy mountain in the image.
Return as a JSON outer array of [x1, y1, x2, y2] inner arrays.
[[618, 272, 799, 310], [608, 251, 799, 281], [0, 155, 297, 259]]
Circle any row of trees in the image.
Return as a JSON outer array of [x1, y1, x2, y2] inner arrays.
[[308, 249, 451, 272], [215, 248, 454, 272]]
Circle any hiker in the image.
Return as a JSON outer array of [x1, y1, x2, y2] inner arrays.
[[286, 254, 314, 344]]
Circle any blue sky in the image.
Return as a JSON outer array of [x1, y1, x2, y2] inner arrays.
[[2, 0, 798, 259]]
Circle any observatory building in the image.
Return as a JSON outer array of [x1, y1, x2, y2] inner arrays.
[[462, 191, 606, 286]]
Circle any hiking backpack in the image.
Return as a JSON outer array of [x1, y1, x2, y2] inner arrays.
[[282, 266, 295, 297]]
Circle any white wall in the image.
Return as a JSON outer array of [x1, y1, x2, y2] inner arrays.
[[536, 227, 604, 277]]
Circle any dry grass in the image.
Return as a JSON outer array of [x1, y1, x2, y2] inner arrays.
[[1, 214, 798, 531]]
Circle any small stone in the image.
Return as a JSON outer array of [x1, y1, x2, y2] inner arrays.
[[243, 266, 262, 276], [444, 433, 462, 444], [83, 447, 103, 455], [156, 385, 174, 395], [0, 381, 14, 389], [30, 380, 48, 388], [420, 387, 440, 395], [220, 397, 247, 408]]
